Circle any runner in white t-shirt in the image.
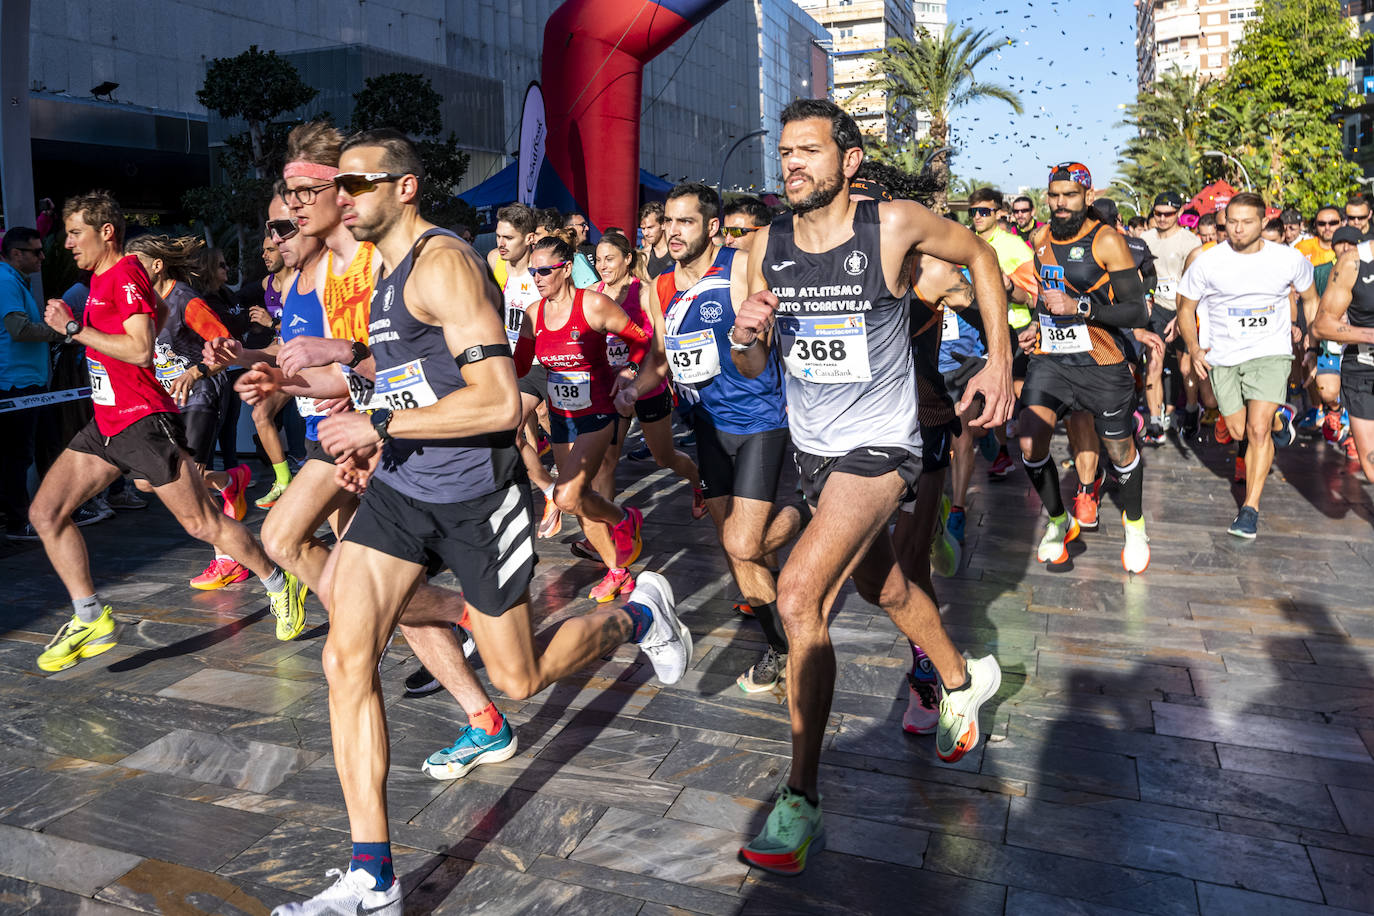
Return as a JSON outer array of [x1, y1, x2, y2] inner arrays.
[[1139, 191, 1202, 441], [1176, 192, 1318, 539]]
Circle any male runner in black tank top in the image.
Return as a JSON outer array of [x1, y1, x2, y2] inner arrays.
[[1018, 162, 1150, 574], [280, 131, 691, 916], [1314, 239, 1374, 482]]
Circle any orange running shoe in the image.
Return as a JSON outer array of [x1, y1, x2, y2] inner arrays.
[[220, 464, 251, 520], [537, 497, 562, 538], [589, 567, 634, 603], [1213, 420, 1233, 445], [190, 557, 251, 590], [692, 486, 707, 520], [612, 506, 643, 568]]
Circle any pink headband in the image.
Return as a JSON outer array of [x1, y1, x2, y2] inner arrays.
[[283, 161, 339, 181]]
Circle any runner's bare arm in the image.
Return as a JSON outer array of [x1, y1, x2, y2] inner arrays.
[[732, 225, 776, 379], [641, 282, 669, 386], [1314, 252, 1374, 345], [45, 303, 156, 367], [1174, 291, 1209, 378], [584, 288, 657, 399]]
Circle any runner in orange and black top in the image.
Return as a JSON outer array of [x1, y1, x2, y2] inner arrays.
[[1019, 162, 1151, 574]]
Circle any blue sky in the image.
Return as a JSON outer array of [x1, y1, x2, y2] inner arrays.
[[944, 0, 1139, 196]]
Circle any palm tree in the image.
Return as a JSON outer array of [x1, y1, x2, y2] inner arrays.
[[1118, 67, 1215, 200], [847, 25, 1022, 213]]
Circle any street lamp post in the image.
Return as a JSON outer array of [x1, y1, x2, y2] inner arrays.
[[718, 129, 767, 201], [1202, 150, 1254, 192], [1111, 178, 1142, 215]]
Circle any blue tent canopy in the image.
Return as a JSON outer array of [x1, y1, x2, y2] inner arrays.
[[459, 161, 672, 231]]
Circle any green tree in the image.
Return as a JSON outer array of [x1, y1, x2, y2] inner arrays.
[[848, 25, 1022, 213], [1117, 67, 1215, 202], [350, 73, 477, 230]]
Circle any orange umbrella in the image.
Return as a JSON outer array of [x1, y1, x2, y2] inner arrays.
[[1187, 180, 1239, 215]]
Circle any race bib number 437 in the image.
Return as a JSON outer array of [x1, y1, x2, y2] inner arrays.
[[777, 314, 871, 383]]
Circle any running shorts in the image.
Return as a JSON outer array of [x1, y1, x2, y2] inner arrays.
[[548, 410, 617, 444], [343, 476, 536, 616], [634, 386, 674, 425], [918, 419, 960, 474], [67, 412, 187, 487], [1022, 357, 1137, 440], [695, 415, 790, 502], [1342, 366, 1374, 421], [1209, 355, 1292, 416], [518, 362, 548, 403], [305, 437, 336, 464], [794, 445, 921, 508]]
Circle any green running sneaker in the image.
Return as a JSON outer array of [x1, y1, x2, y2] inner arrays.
[[38, 607, 118, 672], [739, 788, 824, 876], [269, 571, 309, 641]]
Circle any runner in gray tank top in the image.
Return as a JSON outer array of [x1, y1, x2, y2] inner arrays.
[[730, 100, 1014, 876]]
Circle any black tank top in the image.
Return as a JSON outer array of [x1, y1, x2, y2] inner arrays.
[[368, 228, 520, 504], [1032, 220, 1136, 367]]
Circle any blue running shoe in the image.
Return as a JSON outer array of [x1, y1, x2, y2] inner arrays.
[[421, 720, 518, 780], [1228, 506, 1259, 540], [946, 506, 966, 544], [1271, 404, 1296, 448], [1296, 407, 1322, 434]]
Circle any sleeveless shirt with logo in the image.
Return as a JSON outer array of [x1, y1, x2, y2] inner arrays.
[[153, 280, 228, 413], [762, 199, 920, 457], [533, 288, 618, 418], [367, 228, 520, 504], [1345, 241, 1374, 373], [280, 270, 329, 440], [1031, 220, 1135, 367]]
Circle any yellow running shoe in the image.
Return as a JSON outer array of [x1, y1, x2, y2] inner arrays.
[[38, 607, 118, 672], [269, 571, 309, 641]]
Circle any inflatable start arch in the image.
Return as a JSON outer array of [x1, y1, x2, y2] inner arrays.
[[541, 0, 731, 235]]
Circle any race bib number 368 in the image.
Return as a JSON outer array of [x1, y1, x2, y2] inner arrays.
[[777, 314, 871, 383]]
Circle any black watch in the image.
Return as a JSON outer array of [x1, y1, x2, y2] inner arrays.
[[1075, 299, 1091, 318], [370, 408, 394, 441], [347, 340, 370, 368], [194, 362, 210, 377], [65, 319, 80, 337]]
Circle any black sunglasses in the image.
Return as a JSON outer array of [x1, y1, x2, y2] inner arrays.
[[333, 172, 408, 195], [1316, 219, 1342, 227], [1346, 212, 1370, 221], [266, 218, 299, 241], [1012, 207, 1032, 214], [528, 261, 569, 277], [1153, 209, 1178, 217], [969, 207, 995, 217]]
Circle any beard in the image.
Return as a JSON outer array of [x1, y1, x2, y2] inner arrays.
[[673, 232, 712, 264], [789, 168, 845, 215], [1048, 207, 1089, 240]]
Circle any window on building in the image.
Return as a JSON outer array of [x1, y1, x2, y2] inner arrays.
[[1228, 8, 1257, 22]]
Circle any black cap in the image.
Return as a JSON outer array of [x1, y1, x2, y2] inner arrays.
[[1333, 226, 1362, 245], [1153, 191, 1184, 209], [1090, 198, 1120, 225]]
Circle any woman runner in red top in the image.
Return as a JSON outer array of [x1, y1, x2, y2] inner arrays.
[[513, 232, 657, 603], [590, 232, 703, 525]]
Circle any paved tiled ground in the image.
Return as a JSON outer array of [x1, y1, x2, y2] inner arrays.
[[1, 428, 1372, 915]]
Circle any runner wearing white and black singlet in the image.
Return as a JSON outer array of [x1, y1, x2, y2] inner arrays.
[[730, 100, 1011, 876], [1315, 237, 1374, 482]]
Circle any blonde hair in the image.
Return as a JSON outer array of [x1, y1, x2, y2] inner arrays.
[[124, 234, 206, 285], [598, 231, 648, 283], [285, 120, 343, 167]]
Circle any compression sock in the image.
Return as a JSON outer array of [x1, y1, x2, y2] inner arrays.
[[73, 594, 103, 623], [1113, 450, 1144, 522], [272, 461, 291, 487], [623, 601, 654, 643], [1022, 452, 1065, 518], [909, 643, 937, 684], [349, 841, 394, 890], [1238, 439, 1249, 459], [261, 568, 287, 593], [469, 701, 504, 737], [752, 601, 789, 654]]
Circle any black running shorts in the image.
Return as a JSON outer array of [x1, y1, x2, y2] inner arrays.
[[1343, 366, 1374, 421], [695, 414, 790, 503], [794, 445, 921, 508], [67, 412, 188, 487], [518, 362, 548, 403], [343, 477, 536, 616], [305, 437, 336, 464], [1022, 357, 1138, 440], [634, 386, 675, 425], [918, 419, 960, 474]]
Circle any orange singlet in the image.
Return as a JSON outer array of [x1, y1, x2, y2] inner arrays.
[[324, 242, 377, 344]]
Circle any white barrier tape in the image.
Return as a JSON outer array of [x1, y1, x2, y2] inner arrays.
[[0, 387, 92, 413]]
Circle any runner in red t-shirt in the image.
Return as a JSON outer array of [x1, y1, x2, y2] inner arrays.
[[28, 191, 305, 673]]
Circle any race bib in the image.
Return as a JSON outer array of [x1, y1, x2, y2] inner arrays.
[[295, 396, 325, 418], [1228, 306, 1275, 337], [606, 335, 631, 368], [341, 366, 376, 410], [505, 305, 526, 348], [1040, 315, 1092, 354], [1356, 343, 1374, 367], [154, 358, 187, 394], [1156, 280, 1175, 297], [374, 359, 438, 411], [777, 314, 871, 383], [547, 369, 591, 412], [87, 358, 115, 406], [666, 329, 721, 384], [941, 308, 961, 343]]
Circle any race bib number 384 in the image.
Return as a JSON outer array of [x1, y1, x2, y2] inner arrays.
[[777, 314, 871, 383]]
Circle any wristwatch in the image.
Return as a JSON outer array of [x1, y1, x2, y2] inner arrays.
[[64, 319, 80, 338], [1075, 298, 1091, 318], [194, 362, 211, 377], [347, 340, 370, 368], [728, 326, 757, 351], [370, 408, 394, 441]]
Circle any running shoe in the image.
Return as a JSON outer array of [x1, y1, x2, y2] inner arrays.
[[733, 601, 755, 617], [1180, 407, 1201, 439], [739, 788, 824, 876], [626, 444, 653, 461], [537, 434, 552, 458], [570, 539, 602, 564], [630, 571, 691, 685], [190, 557, 251, 590], [1200, 407, 1220, 426], [611, 505, 643, 568], [903, 667, 941, 735], [270, 867, 400, 916], [268, 571, 308, 641], [1214, 419, 1233, 445], [255, 480, 290, 509], [1297, 407, 1323, 435], [692, 486, 707, 520], [404, 664, 442, 698], [1345, 432, 1360, 461], [675, 431, 696, 449], [987, 449, 1015, 479], [90, 497, 116, 521], [1144, 421, 1165, 445], [421, 719, 518, 780], [930, 495, 961, 578], [589, 567, 635, 603], [1323, 408, 1346, 444], [977, 433, 1000, 462], [1036, 514, 1080, 564], [1134, 411, 1146, 440], [1271, 404, 1296, 448], [537, 497, 562, 539], [7, 524, 40, 541], [1234, 456, 1246, 485], [221, 464, 251, 520], [946, 506, 966, 544], [1072, 470, 1105, 530], [936, 654, 1001, 763], [73, 503, 105, 527], [1228, 506, 1259, 539], [1121, 513, 1150, 574], [37, 607, 118, 672], [738, 647, 785, 694]]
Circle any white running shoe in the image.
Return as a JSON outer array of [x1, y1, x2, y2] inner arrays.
[[629, 571, 692, 684], [1036, 514, 1079, 564], [271, 867, 400, 916], [1121, 513, 1150, 574]]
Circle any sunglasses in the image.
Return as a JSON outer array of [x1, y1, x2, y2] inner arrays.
[[528, 261, 569, 277], [282, 182, 334, 206], [265, 218, 299, 241], [722, 226, 760, 238], [334, 171, 407, 195], [1316, 219, 1342, 227], [969, 207, 995, 217], [1012, 208, 1032, 215], [1153, 209, 1178, 217], [1346, 212, 1370, 222]]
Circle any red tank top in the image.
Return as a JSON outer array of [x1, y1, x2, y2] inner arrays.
[[598, 277, 668, 399], [534, 288, 617, 417]]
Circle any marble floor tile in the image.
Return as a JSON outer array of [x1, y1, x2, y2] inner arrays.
[[570, 807, 750, 893], [409, 778, 606, 857], [156, 670, 320, 715], [0, 767, 112, 830], [118, 729, 319, 794], [427, 861, 643, 916], [0, 822, 142, 897], [94, 859, 245, 915], [1152, 701, 1372, 763]]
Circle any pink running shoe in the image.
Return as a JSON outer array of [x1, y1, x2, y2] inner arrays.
[[221, 464, 251, 520], [190, 557, 251, 590], [589, 567, 635, 603]]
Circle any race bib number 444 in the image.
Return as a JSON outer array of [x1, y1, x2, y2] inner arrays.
[[777, 315, 871, 383]]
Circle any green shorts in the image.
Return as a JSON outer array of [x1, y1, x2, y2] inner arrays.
[[1210, 355, 1292, 416]]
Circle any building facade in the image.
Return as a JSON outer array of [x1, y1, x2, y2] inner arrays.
[[1135, 0, 1259, 91]]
